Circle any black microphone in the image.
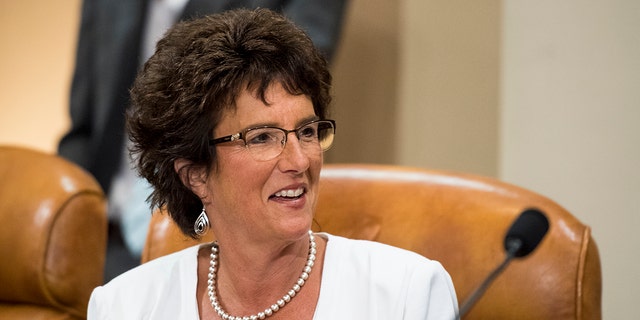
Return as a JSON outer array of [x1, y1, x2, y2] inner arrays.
[[454, 208, 549, 319]]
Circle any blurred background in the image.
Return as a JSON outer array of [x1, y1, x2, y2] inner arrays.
[[1, 0, 638, 318]]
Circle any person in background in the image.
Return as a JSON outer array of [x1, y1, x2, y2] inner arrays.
[[57, 0, 348, 282], [88, 8, 458, 319]]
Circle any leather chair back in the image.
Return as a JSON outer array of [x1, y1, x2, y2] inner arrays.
[[0, 146, 107, 320], [142, 164, 601, 319]]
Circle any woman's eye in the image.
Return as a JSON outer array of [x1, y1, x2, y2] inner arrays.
[[299, 126, 317, 138], [248, 131, 278, 145]]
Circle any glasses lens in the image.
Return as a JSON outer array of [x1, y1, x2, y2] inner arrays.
[[316, 121, 335, 151], [244, 128, 285, 161], [295, 120, 335, 151]]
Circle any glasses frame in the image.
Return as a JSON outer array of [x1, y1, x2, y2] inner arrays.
[[209, 119, 336, 160]]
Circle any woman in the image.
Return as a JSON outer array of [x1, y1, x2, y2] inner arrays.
[[88, 8, 458, 319]]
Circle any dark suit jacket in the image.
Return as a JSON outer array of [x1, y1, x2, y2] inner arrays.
[[58, 0, 348, 193]]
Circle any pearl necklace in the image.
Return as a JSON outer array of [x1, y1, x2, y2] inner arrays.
[[207, 231, 316, 320]]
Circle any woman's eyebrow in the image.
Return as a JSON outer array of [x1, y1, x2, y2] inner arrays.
[[243, 115, 320, 131]]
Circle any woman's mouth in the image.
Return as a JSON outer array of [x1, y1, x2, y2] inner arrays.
[[271, 187, 305, 200]]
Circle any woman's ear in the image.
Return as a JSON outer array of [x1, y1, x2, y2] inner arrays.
[[174, 158, 207, 197]]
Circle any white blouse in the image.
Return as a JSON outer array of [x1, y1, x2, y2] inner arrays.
[[88, 233, 458, 319]]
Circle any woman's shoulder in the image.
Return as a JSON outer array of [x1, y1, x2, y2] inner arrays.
[[88, 244, 204, 319], [110, 244, 200, 286], [315, 233, 458, 318], [322, 232, 439, 268], [321, 233, 454, 288]]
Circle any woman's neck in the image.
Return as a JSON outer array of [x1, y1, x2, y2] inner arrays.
[[216, 234, 311, 302], [196, 232, 327, 320]]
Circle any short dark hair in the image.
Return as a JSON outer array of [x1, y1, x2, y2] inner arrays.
[[127, 8, 332, 237]]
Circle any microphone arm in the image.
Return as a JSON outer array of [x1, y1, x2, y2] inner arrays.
[[452, 207, 549, 320], [455, 239, 521, 318]]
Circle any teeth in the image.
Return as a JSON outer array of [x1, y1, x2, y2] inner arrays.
[[274, 187, 304, 198]]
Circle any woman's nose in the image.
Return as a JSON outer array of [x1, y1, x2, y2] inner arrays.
[[278, 133, 310, 171]]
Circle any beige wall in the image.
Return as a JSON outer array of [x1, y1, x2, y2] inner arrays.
[[331, 0, 500, 178], [397, 0, 500, 177], [327, 0, 399, 165], [501, 1, 640, 318], [1, 0, 638, 318], [0, 0, 79, 153]]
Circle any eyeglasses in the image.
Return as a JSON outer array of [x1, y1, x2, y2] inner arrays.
[[209, 119, 336, 161]]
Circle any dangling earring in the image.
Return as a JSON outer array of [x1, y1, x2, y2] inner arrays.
[[194, 207, 210, 236]]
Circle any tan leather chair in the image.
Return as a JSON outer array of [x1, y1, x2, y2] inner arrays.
[[0, 146, 107, 320], [142, 164, 602, 319]]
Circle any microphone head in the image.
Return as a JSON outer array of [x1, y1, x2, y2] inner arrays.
[[504, 208, 550, 258]]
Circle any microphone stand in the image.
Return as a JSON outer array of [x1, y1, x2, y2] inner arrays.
[[454, 239, 521, 319]]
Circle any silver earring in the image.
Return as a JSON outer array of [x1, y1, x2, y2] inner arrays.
[[194, 207, 210, 236]]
